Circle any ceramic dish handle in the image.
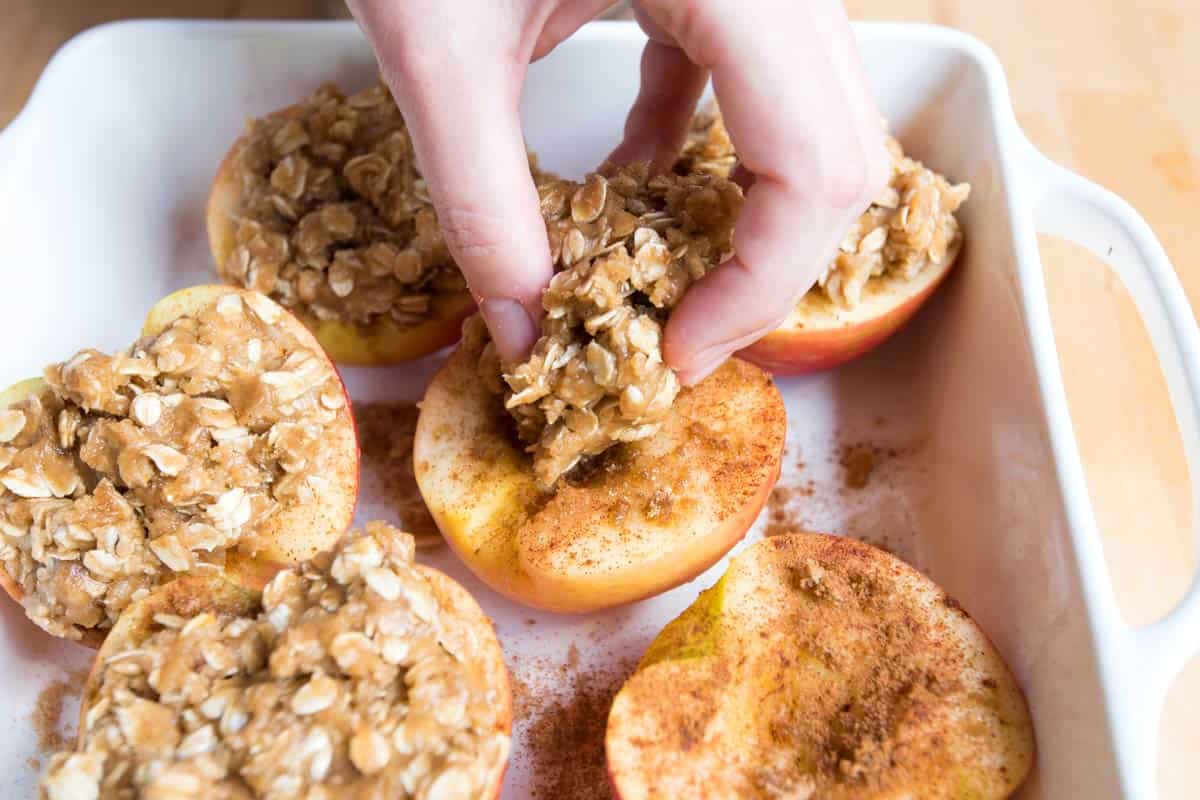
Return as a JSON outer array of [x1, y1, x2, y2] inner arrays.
[[1019, 136, 1200, 791]]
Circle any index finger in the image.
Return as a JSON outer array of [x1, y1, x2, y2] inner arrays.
[[351, 1, 552, 362]]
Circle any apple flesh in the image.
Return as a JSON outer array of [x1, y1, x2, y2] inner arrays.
[[0, 287, 359, 644], [606, 532, 1035, 799], [207, 105, 475, 366], [739, 242, 960, 375], [413, 333, 787, 613]]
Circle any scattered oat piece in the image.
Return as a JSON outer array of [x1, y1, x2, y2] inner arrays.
[[353, 401, 441, 549]]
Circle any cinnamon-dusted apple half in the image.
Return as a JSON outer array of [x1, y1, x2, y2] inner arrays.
[[208, 82, 476, 365], [0, 286, 357, 644], [676, 105, 971, 375], [607, 533, 1036, 799], [416, 160, 786, 613], [40, 522, 512, 800], [416, 324, 784, 614]]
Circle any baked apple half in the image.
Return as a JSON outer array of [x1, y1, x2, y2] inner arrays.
[[607, 533, 1036, 799], [738, 238, 961, 375], [414, 321, 786, 613], [207, 83, 476, 365], [0, 286, 357, 643], [416, 161, 785, 613], [673, 106, 971, 375], [40, 522, 512, 799]]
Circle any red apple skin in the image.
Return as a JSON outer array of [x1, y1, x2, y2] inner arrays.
[[738, 272, 945, 375]]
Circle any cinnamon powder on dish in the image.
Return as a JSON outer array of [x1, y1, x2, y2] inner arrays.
[[512, 650, 637, 799], [353, 402, 441, 547], [31, 669, 87, 755]]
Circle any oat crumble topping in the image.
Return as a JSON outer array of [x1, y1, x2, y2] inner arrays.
[[0, 290, 349, 641], [221, 83, 470, 328], [821, 136, 970, 308], [40, 522, 509, 800], [477, 163, 743, 488]]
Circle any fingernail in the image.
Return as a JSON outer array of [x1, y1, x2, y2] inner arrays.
[[675, 316, 786, 385], [480, 298, 539, 362], [677, 347, 729, 387]]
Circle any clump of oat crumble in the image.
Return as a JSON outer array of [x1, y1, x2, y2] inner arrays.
[[673, 102, 736, 179], [477, 162, 743, 488], [40, 522, 510, 800], [820, 136, 970, 308]]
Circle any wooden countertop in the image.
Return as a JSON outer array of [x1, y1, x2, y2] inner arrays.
[[2, 1, 1198, 795]]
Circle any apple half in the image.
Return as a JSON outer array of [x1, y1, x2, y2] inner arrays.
[[738, 241, 961, 375], [0, 286, 358, 644], [206, 105, 475, 366], [74, 564, 510, 797], [606, 532, 1035, 799], [413, 332, 787, 613]]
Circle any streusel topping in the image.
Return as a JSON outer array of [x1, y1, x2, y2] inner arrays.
[[221, 83, 468, 328]]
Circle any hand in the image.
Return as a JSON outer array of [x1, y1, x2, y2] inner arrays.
[[347, 0, 889, 382]]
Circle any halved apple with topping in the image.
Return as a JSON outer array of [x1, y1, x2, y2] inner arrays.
[[413, 327, 787, 613], [0, 286, 357, 643], [45, 522, 511, 799], [738, 239, 961, 375], [206, 83, 476, 365], [606, 532, 1035, 799]]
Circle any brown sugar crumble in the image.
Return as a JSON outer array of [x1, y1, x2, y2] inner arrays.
[[479, 161, 743, 488], [219, 83, 470, 328], [353, 401, 441, 548]]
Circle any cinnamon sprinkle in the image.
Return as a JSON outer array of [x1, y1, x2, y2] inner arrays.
[[31, 669, 87, 755], [353, 402, 441, 547], [512, 650, 637, 799], [840, 445, 877, 489]]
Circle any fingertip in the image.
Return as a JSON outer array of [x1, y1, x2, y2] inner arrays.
[[663, 257, 793, 378], [675, 348, 729, 387], [480, 298, 540, 363]]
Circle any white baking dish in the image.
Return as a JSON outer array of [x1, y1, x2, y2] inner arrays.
[[0, 19, 1196, 799]]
